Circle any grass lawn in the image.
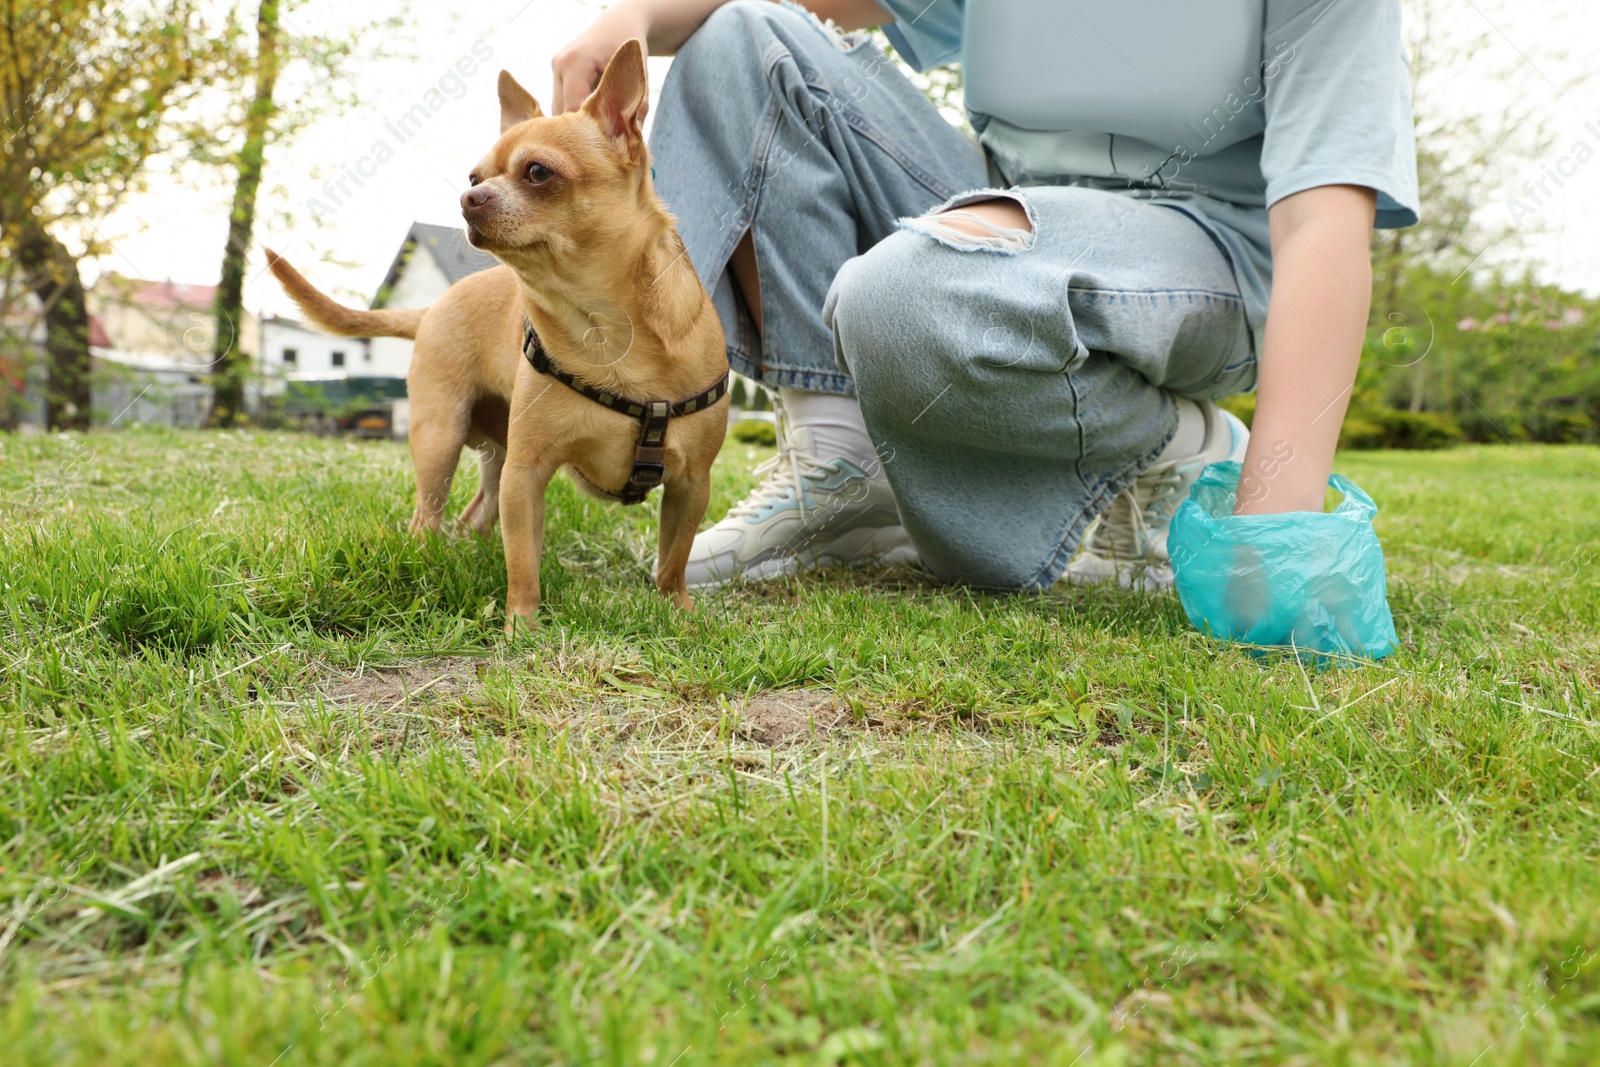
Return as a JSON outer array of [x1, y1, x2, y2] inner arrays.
[[1, 428, 1597, 1066]]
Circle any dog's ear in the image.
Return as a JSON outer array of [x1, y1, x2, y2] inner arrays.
[[581, 38, 648, 154], [498, 71, 543, 134]]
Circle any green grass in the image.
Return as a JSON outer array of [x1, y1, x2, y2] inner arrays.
[[1, 428, 1597, 1066]]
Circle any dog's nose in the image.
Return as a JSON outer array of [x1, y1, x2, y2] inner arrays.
[[461, 186, 497, 213]]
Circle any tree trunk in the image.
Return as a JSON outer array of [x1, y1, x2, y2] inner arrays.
[[18, 228, 93, 432], [209, 0, 281, 427]]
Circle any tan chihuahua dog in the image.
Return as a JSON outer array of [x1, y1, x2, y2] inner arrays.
[[464, 41, 728, 628], [266, 42, 727, 627], [263, 253, 517, 538]]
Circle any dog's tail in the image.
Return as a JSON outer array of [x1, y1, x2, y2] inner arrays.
[[264, 248, 427, 340]]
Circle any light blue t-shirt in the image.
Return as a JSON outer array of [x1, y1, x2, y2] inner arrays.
[[878, 0, 1421, 349]]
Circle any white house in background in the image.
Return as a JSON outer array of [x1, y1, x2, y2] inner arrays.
[[257, 315, 370, 392], [368, 222, 499, 376], [84, 276, 262, 429]]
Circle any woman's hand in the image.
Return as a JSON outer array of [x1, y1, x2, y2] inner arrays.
[[1234, 184, 1376, 516], [551, 0, 891, 113], [553, 0, 745, 114], [551, 2, 654, 114]]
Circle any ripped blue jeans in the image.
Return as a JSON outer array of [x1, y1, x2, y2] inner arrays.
[[651, 0, 1259, 589]]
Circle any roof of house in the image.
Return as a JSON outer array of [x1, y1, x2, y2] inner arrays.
[[98, 274, 218, 310], [372, 222, 498, 308], [3, 300, 112, 348], [260, 313, 341, 336], [94, 348, 206, 374]]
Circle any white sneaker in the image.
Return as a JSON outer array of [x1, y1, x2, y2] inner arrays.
[[681, 422, 915, 590], [1066, 399, 1249, 592]]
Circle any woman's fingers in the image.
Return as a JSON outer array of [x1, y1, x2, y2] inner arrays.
[[551, 31, 614, 112], [553, 52, 604, 112], [552, 5, 653, 113]]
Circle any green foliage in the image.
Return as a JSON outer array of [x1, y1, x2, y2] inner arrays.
[[1219, 392, 1466, 451], [729, 418, 777, 446], [1213, 270, 1599, 451], [0, 1, 237, 236], [1217, 392, 1255, 428], [1338, 406, 1465, 451], [280, 378, 408, 419], [1364, 266, 1600, 445]]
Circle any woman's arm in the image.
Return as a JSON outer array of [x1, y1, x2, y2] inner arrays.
[[1234, 184, 1377, 516], [552, 0, 892, 113]]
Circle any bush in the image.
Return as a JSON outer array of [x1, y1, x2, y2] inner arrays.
[[730, 418, 776, 446], [1205, 394, 1462, 450], [1337, 413, 1388, 451], [1218, 393, 1255, 428], [1525, 408, 1595, 444], [1338, 406, 1463, 450]]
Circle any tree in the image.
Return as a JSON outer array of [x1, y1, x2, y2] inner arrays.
[[208, 0, 283, 427], [203, 1, 402, 427], [0, 0, 233, 430]]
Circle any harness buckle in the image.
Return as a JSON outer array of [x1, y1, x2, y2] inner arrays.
[[629, 401, 671, 493], [630, 459, 666, 487]]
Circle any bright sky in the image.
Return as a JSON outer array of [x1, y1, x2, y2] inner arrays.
[[91, 0, 1600, 316]]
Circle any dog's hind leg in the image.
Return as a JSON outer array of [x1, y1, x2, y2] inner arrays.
[[409, 406, 470, 535], [456, 437, 506, 537], [458, 484, 487, 531]]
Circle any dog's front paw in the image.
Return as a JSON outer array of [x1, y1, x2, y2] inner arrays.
[[503, 607, 540, 635]]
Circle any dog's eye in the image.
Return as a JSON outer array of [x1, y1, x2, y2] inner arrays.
[[526, 163, 554, 185], [468, 174, 481, 187]]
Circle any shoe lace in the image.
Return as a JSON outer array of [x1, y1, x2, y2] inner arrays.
[[725, 408, 831, 522], [1087, 456, 1201, 558]]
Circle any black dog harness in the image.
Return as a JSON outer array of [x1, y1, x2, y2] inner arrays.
[[521, 318, 729, 505]]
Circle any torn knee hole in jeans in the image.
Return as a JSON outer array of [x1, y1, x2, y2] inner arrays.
[[902, 192, 1036, 253]]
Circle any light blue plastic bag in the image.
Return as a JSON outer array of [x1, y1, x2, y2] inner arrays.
[[1167, 462, 1399, 661]]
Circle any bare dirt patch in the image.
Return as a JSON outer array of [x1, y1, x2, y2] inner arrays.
[[732, 690, 854, 745], [318, 657, 486, 712], [289, 657, 500, 763]]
